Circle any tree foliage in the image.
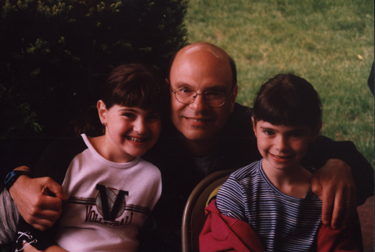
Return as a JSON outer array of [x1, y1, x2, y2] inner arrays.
[[0, 0, 188, 138]]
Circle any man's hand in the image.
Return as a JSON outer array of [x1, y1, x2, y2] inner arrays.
[[9, 167, 67, 231], [311, 159, 356, 229]]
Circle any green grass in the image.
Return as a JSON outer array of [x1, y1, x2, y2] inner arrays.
[[185, 0, 374, 166]]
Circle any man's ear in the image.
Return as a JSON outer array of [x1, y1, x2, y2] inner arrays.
[[97, 100, 108, 125], [310, 121, 322, 142], [229, 85, 238, 113]]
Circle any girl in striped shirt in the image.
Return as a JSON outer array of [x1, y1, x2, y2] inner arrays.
[[200, 74, 360, 252]]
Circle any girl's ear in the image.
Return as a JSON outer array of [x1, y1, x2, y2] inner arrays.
[[310, 120, 322, 142], [251, 116, 258, 137], [97, 100, 108, 126]]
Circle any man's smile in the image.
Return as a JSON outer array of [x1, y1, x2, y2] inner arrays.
[[183, 116, 212, 126]]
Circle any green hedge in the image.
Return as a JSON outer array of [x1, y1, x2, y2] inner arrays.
[[0, 0, 187, 138], [0, 245, 10, 252]]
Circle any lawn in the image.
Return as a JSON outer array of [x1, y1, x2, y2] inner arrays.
[[185, 0, 374, 166]]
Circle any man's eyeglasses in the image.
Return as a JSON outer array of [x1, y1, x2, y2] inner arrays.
[[171, 88, 232, 107]]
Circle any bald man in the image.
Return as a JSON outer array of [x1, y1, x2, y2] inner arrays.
[[7, 43, 374, 251]]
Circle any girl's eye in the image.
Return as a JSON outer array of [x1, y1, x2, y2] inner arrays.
[[264, 130, 274, 136], [146, 114, 161, 122], [123, 113, 136, 118], [289, 132, 304, 137]]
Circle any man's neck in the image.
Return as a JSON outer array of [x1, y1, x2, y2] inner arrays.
[[181, 138, 218, 158]]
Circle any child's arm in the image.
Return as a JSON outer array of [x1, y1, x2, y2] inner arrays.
[[22, 244, 68, 252], [44, 245, 68, 252], [14, 216, 60, 252]]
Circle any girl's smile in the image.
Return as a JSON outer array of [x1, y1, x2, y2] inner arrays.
[[252, 119, 319, 172], [269, 153, 295, 162], [94, 102, 162, 163]]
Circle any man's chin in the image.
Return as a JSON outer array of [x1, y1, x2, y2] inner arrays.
[[181, 129, 216, 142]]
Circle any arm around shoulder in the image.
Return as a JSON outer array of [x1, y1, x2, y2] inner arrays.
[[8, 139, 72, 230], [9, 173, 66, 231], [305, 136, 374, 204]]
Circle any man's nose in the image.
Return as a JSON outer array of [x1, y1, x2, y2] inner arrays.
[[189, 93, 208, 111]]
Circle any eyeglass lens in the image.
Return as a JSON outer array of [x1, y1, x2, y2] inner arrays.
[[174, 89, 226, 107]]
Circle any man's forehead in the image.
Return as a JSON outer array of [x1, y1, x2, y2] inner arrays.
[[170, 56, 231, 85], [171, 45, 231, 74], [169, 43, 233, 90], [181, 43, 228, 60]]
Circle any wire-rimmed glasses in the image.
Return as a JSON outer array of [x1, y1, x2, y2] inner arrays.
[[171, 88, 232, 107]]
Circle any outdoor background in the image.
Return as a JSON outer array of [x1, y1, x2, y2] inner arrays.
[[185, 0, 374, 166], [1, 0, 373, 166], [0, 0, 373, 251]]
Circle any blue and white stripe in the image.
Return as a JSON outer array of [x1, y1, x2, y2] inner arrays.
[[216, 160, 322, 252]]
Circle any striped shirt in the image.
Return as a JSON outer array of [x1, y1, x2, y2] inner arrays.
[[216, 160, 322, 252]]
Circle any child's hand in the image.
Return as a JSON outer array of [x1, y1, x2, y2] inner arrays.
[[22, 242, 41, 252], [22, 243, 69, 252], [311, 159, 356, 229]]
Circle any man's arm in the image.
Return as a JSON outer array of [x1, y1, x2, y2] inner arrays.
[[306, 136, 374, 204], [311, 159, 356, 229], [1, 136, 56, 189], [303, 136, 374, 229], [9, 167, 66, 231], [7, 137, 86, 230]]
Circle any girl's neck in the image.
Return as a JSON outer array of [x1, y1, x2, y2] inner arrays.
[[88, 135, 135, 163], [261, 160, 312, 198]]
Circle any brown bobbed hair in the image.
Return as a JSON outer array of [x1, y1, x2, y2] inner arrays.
[[100, 63, 168, 113], [71, 64, 168, 136], [253, 73, 322, 129]]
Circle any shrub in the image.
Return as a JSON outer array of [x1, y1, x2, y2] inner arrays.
[[0, 0, 188, 138]]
